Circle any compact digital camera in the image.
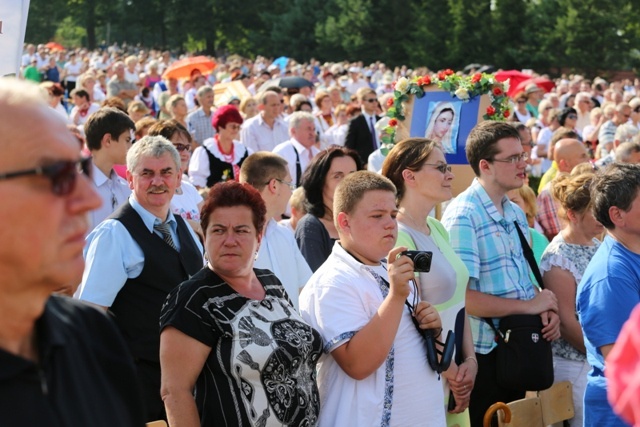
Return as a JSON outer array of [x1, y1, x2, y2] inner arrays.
[[401, 250, 433, 272]]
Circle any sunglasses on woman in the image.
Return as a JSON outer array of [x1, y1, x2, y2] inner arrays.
[[0, 157, 92, 196]]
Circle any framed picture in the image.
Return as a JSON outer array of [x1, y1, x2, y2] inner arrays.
[[404, 87, 491, 165]]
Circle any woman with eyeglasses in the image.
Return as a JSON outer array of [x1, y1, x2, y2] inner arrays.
[[511, 92, 533, 124], [147, 120, 204, 237], [558, 107, 580, 136], [189, 105, 250, 190], [381, 138, 476, 427], [540, 170, 602, 427]]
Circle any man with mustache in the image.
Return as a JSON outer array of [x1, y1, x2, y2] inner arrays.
[[77, 136, 203, 422], [0, 78, 145, 425]]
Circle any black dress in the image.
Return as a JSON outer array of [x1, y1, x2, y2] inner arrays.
[[160, 267, 322, 427]]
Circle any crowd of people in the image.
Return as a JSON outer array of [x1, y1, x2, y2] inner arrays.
[[2, 41, 640, 427]]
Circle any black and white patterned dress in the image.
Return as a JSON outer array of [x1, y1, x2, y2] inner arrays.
[[160, 267, 322, 427]]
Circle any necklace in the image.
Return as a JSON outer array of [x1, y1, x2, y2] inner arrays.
[[399, 208, 430, 235], [216, 135, 235, 163]]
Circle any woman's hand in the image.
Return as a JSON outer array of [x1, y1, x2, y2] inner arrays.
[[446, 358, 477, 413]]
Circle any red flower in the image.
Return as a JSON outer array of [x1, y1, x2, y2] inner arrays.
[[445, 69, 454, 76], [503, 109, 510, 118], [386, 97, 394, 107], [486, 106, 496, 116], [388, 118, 398, 127], [493, 87, 503, 96], [422, 75, 431, 85], [438, 71, 446, 81], [416, 77, 423, 86], [471, 73, 482, 83]]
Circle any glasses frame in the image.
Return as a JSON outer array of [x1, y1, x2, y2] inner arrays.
[[173, 143, 191, 152], [489, 152, 530, 164], [264, 178, 296, 191], [422, 162, 452, 174], [0, 157, 92, 196]]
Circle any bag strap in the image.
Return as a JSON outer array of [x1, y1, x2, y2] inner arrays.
[[483, 221, 545, 337], [513, 221, 545, 290]]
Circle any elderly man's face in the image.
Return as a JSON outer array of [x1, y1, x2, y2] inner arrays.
[[0, 99, 101, 293], [127, 152, 181, 219]]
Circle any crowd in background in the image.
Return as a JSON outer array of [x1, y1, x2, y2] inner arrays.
[[10, 41, 640, 427]]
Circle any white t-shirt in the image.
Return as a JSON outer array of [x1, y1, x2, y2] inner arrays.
[[171, 179, 203, 221], [300, 242, 445, 427], [64, 61, 83, 82]]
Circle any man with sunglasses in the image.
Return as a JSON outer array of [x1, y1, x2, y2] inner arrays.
[[77, 136, 204, 422], [442, 121, 561, 426], [0, 79, 145, 425], [345, 87, 381, 166], [84, 107, 136, 231]]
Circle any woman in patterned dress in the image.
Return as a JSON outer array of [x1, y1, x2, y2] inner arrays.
[[540, 171, 603, 427], [160, 181, 322, 426]]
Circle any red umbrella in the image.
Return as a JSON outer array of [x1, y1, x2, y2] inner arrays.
[[45, 42, 65, 52], [162, 56, 217, 80], [514, 77, 556, 96], [495, 70, 533, 97]]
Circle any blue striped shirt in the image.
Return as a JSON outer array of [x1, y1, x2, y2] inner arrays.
[[442, 179, 536, 354]]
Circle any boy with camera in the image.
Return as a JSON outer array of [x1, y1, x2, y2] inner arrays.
[[300, 170, 447, 426]]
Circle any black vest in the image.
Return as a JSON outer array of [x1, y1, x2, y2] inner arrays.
[[108, 202, 203, 362], [203, 145, 249, 188]]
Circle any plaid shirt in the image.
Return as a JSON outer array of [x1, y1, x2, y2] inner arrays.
[[186, 108, 215, 145], [442, 179, 537, 354], [536, 183, 562, 240]]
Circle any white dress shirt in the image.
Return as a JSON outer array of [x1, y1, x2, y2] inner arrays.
[[240, 113, 290, 152], [254, 219, 312, 310], [89, 162, 131, 231], [272, 138, 320, 187]]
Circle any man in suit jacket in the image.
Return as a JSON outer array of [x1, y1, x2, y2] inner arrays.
[[345, 87, 381, 165]]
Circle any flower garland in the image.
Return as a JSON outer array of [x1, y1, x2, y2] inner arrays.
[[381, 70, 511, 150]]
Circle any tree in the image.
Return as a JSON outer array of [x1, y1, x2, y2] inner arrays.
[[447, 0, 494, 68], [407, 0, 455, 70]]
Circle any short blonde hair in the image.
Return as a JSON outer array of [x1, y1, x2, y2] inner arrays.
[[334, 171, 395, 228]]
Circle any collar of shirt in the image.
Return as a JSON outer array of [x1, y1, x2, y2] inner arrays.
[[91, 162, 119, 188], [290, 137, 317, 156], [361, 111, 377, 122], [471, 179, 521, 230], [332, 241, 386, 276], [129, 195, 177, 234]]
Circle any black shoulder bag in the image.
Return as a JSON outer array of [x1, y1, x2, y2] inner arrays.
[[483, 222, 554, 391]]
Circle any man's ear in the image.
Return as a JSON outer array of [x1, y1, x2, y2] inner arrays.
[[336, 211, 349, 232], [126, 169, 134, 190], [101, 133, 112, 149], [478, 158, 492, 176], [608, 205, 624, 228]]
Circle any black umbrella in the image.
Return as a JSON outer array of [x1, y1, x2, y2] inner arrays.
[[258, 76, 313, 92]]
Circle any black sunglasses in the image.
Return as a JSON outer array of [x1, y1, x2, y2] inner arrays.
[[173, 143, 191, 152], [0, 157, 92, 196]]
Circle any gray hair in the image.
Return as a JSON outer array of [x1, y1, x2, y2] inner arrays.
[[0, 78, 47, 108], [591, 163, 640, 229], [615, 141, 640, 163], [289, 93, 308, 108], [196, 85, 214, 99], [288, 111, 315, 131], [575, 92, 591, 104], [126, 135, 181, 173]]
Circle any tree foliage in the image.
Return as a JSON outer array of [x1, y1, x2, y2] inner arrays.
[[25, 0, 640, 74]]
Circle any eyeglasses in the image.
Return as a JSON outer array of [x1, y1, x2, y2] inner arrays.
[[490, 152, 530, 164], [226, 124, 241, 131], [516, 100, 527, 104], [173, 143, 191, 152], [268, 178, 296, 190], [0, 157, 92, 196], [567, 114, 578, 119], [423, 163, 452, 174], [363, 98, 378, 103]]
